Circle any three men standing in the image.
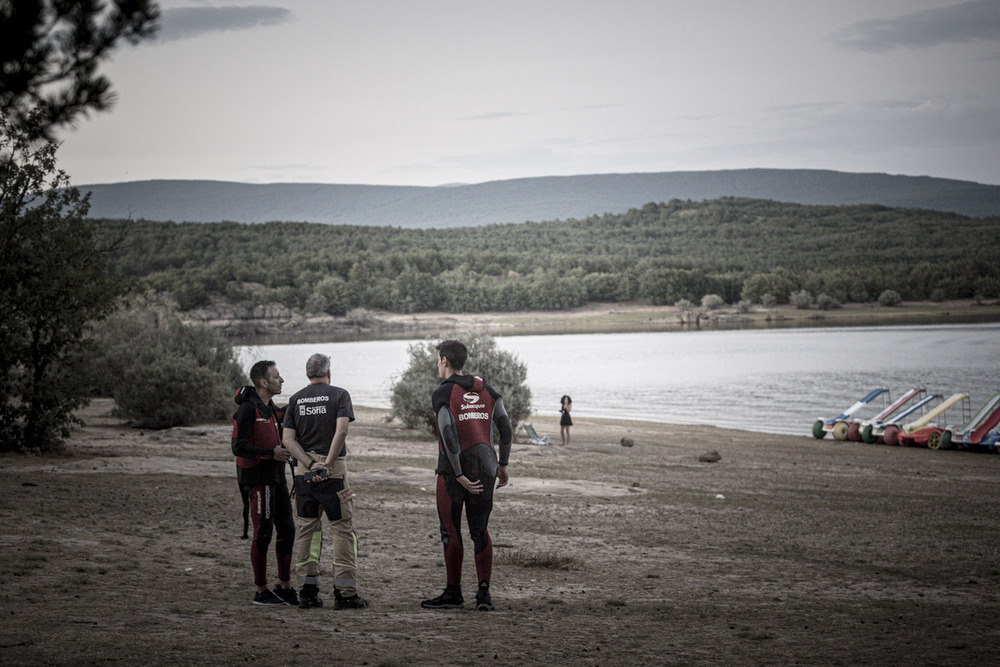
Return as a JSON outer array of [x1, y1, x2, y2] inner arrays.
[[236, 340, 513, 612]]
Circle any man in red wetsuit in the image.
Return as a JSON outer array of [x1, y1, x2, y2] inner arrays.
[[421, 340, 513, 612], [231, 360, 296, 606]]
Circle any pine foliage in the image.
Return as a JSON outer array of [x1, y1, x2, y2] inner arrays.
[[93, 198, 1000, 314]]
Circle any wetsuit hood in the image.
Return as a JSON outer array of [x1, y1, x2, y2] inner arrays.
[[234, 385, 255, 405], [233, 385, 275, 418], [441, 373, 484, 393]]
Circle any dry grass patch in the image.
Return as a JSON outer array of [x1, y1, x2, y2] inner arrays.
[[495, 547, 581, 570]]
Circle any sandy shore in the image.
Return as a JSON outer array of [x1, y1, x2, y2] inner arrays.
[[215, 299, 1000, 344], [1, 400, 998, 665], [375, 299, 1000, 337]]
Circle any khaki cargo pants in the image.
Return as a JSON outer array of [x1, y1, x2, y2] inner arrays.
[[292, 454, 359, 597]]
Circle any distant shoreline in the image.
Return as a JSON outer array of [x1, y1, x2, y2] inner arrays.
[[220, 299, 1000, 346]]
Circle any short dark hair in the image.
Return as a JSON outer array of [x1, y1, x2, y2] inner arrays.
[[436, 339, 467, 371], [249, 360, 276, 389]]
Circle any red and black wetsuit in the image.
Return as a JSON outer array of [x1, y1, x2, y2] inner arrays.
[[232, 389, 294, 587], [431, 373, 513, 589]]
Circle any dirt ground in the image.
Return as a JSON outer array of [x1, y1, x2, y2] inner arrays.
[[1, 400, 998, 666]]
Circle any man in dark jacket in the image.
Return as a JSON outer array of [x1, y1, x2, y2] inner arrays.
[[421, 340, 513, 612], [231, 360, 296, 606]]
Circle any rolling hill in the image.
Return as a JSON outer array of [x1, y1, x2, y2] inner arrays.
[[78, 168, 1000, 227]]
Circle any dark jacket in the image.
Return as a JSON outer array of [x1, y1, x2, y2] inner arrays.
[[231, 386, 286, 487]]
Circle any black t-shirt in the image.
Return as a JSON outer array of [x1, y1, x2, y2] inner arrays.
[[283, 383, 355, 455]]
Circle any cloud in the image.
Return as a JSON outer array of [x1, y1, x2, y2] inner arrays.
[[236, 162, 332, 183], [833, 0, 1000, 52], [755, 97, 1000, 158], [458, 105, 622, 122], [458, 111, 533, 121], [571, 103, 624, 112], [154, 5, 294, 43]]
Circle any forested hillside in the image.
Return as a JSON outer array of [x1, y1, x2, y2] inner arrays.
[[97, 198, 1000, 315], [79, 169, 1000, 225]]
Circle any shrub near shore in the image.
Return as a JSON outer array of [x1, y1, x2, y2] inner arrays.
[[88, 309, 247, 429]]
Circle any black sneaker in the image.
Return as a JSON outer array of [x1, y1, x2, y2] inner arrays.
[[334, 593, 370, 610], [475, 586, 494, 611], [252, 589, 285, 605], [299, 585, 324, 609], [273, 585, 299, 607], [421, 588, 464, 609]]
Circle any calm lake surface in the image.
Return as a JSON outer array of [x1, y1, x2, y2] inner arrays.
[[239, 323, 1000, 436]]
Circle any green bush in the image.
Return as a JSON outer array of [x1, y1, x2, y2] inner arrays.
[[975, 276, 1000, 300], [790, 289, 814, 309], [878, 290, 902, 307], [390, 332, 532, 436], [741, 270, 796, 305], [816, 293, 841, 310], [307, 274, 350, 315], [700, 294, 725, 310], [88, 308, 247, 428], [115, 359, 226, 428]]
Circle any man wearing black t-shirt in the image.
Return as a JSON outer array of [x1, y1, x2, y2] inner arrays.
[[283, 353, 368, 610]]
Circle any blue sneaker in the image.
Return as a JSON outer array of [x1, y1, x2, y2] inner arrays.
[[421, 587, 464, 609], [252, 589, 285, 605]]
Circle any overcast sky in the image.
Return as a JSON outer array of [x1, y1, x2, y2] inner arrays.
[[56, 0, 1000, 187]]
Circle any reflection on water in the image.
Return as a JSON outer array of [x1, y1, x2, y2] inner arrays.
[[240, 323, 1000, 436]]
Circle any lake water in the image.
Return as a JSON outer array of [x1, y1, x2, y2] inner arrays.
[[238, 323, 1000, 436]]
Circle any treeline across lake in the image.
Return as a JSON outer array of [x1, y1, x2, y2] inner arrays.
[[95, 197, 1000, 315]]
